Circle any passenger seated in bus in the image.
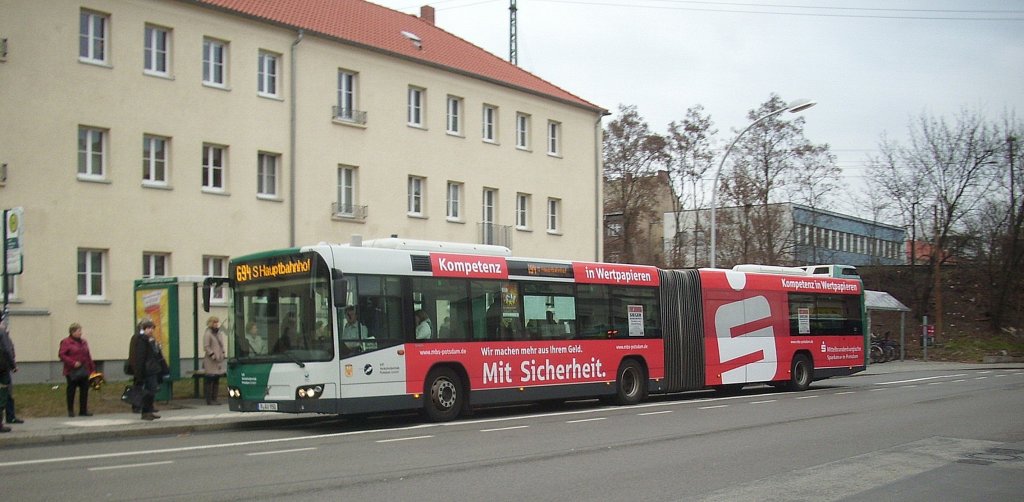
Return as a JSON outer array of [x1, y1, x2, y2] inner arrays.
[[273, 312, 297, 352], [438, 316, 451, 339], [242, 321, 266, 355], [486, 299, 502, 338], [415, 309, 432, 340]]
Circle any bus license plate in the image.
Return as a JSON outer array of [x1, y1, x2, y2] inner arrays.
[[257, 402, 278, 411]]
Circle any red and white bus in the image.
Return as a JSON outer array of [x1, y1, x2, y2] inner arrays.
[[220, 238, 865, 421]]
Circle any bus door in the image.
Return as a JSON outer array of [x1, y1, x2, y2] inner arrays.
[[336, 275, 408, 408]]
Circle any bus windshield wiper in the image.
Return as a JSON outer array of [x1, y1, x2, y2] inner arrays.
[[282, 351, 306, 368]]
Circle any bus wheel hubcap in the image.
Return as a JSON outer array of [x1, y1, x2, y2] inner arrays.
[[433, 379, 456, 409]]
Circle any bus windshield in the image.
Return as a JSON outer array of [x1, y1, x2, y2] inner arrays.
[[231, 251, 334, 363]]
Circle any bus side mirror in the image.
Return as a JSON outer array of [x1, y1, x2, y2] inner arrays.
[[202, 276, 231, 312], [332, 277, 348, 308]]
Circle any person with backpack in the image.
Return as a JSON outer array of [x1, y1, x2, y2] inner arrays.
[[0, 316, 15, 433], [0, 313, 22, 429]]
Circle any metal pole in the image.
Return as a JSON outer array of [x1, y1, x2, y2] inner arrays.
[[2, 209, 8, 313], [193, 282, 201, 398], [922, 315, 928, 361], [709, 99, 815, 268]]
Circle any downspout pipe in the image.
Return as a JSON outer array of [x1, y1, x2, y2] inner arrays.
[[289, 30, 304, 247], [595, 110, 611, 261]]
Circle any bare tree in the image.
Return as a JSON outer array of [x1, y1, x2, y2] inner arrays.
[[717, 94, 834, 266], [665, 105, 717, 267], [867, 109, 1004, 325], [977, 119, 1024, 331], [603, 105, 668, 264]]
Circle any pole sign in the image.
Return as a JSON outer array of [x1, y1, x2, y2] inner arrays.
[[4, 207, 23, 275]]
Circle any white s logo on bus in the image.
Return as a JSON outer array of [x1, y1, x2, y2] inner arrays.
[[714, 271, 778, 385]]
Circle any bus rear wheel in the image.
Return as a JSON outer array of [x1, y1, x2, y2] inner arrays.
[[424, 367, 463, 422], [786, 354, 813, 391], [614, 360, 647, 405]]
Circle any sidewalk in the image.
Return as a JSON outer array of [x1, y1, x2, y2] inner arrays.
[[1, 360, 1020, 448], [0, 399, 325, 448]]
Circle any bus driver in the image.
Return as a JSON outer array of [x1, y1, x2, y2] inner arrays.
[[342, 306, 368, 343]]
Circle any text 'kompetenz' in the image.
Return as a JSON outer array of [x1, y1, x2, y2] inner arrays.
[[436, 257, 504, 276]]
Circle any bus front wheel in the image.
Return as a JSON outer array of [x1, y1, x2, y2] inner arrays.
[[424, 367, 463, 422], [786, 354, 813, 391], [614, 360, 647, 405]]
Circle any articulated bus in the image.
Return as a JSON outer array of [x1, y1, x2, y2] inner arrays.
[[218, 238, 865, 422]]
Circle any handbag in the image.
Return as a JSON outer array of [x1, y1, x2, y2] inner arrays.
[[69, 365, 90, 382], [120, 384, 144, 408]]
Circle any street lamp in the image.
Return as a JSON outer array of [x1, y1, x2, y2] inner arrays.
[[708, 98, 816, 268]]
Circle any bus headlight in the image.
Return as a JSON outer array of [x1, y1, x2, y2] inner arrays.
[[296, 385, 324, 399], [228, 387, 241, 398]]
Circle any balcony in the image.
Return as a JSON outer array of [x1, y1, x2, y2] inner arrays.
[[478, 223, 512, 247], [332, 106, 367, 125], [331, 202, 368, 220]]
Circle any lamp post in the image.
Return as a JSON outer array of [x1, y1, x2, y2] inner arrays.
[[708, 98, 816, 268]]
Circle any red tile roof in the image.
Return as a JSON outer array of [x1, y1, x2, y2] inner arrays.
[[190, 0, 604, 112]]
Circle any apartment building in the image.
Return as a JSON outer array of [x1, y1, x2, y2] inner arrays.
[[0, 0, 606, 381]]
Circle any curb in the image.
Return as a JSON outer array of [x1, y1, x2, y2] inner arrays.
[[0, 415, 330, 448]]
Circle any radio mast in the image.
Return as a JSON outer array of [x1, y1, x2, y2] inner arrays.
[[509, 0, 518, 65]]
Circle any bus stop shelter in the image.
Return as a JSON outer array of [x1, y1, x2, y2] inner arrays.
[[134, 275, 227, 399], [865, 290, 912, 361]]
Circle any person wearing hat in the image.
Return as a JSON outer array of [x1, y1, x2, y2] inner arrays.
[[58, 323, 96, 417]]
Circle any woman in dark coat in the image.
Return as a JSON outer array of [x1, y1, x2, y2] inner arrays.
[[130, 319, 168, 421]]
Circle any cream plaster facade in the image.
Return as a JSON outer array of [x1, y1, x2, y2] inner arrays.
[[0, 0, 604, 381]]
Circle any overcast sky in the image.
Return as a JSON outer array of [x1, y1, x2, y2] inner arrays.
[[373, 0, 1024, 217]]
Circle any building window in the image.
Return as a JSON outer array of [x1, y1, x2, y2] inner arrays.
[[516, 112, 530, 149], [77, 249, 106, 299], [337, 70, 358, 121], [482, 105, 497, 142], [408, 87, 425, 127], [257, 152, 278, 197], [142, 252, 169, 278], [547, 198, 561, 233], [547, 121, 561, 156], [257, 50, 279, 97], [447, 182, 462, 220], [408, 176, 425, 216], [79, 9, 109, 64], [607, 222, 623, 237], [144, 25, 170, 76], [142, 135, 168, 186], [447, 96, 463, 135], [516, 193, 530, 229], [482, 188, 497, 244], [77, 126, 106, 180], [337, 166, 357, 216], [203, 256, 228, 302], [202, 144, 226, 192], [202, 37, 228, 87]]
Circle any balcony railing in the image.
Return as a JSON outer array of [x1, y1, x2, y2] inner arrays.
[[332, 106, 368, 125], [478, 222, 513, 247], [331, 202, 368, 220]]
